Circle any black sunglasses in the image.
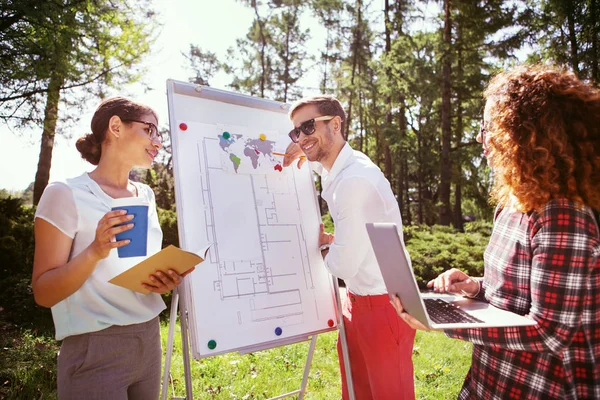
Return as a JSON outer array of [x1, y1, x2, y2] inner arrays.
[[123, 119, 162, 142], [288, 115, 335, 143]]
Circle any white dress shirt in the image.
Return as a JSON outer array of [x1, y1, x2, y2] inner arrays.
[[316, 143, 410, 296], [35, 173, 166, 340]]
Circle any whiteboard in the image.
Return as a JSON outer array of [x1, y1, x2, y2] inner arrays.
[[166, 80, 338, 359]]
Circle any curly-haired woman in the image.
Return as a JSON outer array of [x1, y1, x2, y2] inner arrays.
[[392, 65, 600, 399]]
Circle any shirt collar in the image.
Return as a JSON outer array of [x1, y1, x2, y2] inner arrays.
[[80, 173, 114, 209], [80, 172, 140, 209], [322, 143, 353, 191]]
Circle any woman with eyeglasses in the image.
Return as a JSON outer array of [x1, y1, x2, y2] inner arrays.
[[391, 65, 600, 399], [32, 97, 192, 399]]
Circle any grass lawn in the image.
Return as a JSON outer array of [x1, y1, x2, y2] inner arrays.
[[162, 323, 472, 399], [1, 319, 472, 399]]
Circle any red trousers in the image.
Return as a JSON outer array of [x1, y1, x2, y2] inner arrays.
[[337, 291, 416, 400]]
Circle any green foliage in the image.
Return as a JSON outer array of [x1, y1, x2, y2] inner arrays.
[[321, 212, 334, 233], [463, 220, 493, 237], [185, 45, 222, 86], [404, 224, 490, 288], [524, 0, 600, 84], [223, 0, 309, 102], [0, 188, 17, 200], [0, 198, 54, 335], [0, 0, 157, 127], [158, 207, 179, 248], [0, 197, 35, 282], [1, 0, 158, 204], [132, 160, 176, 211], [0, 322, 58, 400]]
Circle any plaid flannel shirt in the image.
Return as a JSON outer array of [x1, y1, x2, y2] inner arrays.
[[446, 199, 600, 399]]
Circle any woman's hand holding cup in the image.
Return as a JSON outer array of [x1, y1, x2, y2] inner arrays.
[[88, 209, 134, 261]]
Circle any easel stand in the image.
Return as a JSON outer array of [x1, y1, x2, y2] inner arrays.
[[162, 278, 356, 400]]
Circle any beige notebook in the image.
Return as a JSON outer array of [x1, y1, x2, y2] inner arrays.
[[109, 244, 211, 294]]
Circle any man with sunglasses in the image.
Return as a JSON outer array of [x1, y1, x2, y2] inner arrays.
[[283, 95, 416, 400]]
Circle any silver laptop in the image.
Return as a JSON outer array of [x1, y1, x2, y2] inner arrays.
[[366, 222, 537, 329]]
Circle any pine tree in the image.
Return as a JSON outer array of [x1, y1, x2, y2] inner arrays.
[[184, 45, 222, 86], [0, 0, 156, 204]]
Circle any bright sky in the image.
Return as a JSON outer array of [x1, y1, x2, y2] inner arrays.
[[0, 0, 330, 191]]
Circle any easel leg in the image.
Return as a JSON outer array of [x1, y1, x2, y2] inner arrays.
[[266, 335, 319, 400], [161, 288, 180, 400], [333, 278, 356, 400], [180, 297, 194, 399], [298, 335, 318, 400]]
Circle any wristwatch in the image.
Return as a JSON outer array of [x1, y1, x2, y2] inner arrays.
[[319, 243, 331, 252]]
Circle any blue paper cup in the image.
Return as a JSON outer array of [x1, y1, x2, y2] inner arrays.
[[111, 197, 149, 258]]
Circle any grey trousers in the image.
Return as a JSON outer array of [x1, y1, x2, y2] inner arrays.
[[57, 317, 162, 400]]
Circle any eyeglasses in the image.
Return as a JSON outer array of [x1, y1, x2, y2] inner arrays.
[[123, 119, 162, 142], [479, 119, 488, 143], [288, 115, 335, 143]]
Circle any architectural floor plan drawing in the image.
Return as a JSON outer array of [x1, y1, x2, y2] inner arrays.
[[176, 121, 336, 357]]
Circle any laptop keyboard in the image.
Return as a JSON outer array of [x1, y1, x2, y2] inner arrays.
[[424, 298, 484, 324]]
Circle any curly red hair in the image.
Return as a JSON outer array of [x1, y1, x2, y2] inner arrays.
[[484, 65, 600, 212]]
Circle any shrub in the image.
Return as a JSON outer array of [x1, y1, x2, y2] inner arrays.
[[321, 212, 334, 233], [463, 220, 493, 236], [0, 197, 35, 282], [158, 207, 179, 247], [0, 198, 54, 336], [404, 225, 489, 288]]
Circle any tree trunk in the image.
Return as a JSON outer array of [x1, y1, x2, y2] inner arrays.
[[33, 72, 64, 205], [317, 176, 326, 220], [592, 0, 599, 84], [397, 100, 410, 225], [321, 28, 331, 92], [383, 0, 393, 181], [345, 0, 362, 140], [404, 157, 410, 225], [567, 3, 579, 76], [283, 19, 291, 102], [439, 0, 453, 225], [359, 91, 365, 153], [282, 6, 298, 102], [417, 118, 424, 224], [454, 14, 464, 231], [253, 2, 267, 97], [392, 0, 409, 223]]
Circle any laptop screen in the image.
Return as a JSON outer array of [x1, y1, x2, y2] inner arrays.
[[366, 222, 431, 326]]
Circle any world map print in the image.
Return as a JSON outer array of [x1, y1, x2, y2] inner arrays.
[[218, 132, 284, 174]]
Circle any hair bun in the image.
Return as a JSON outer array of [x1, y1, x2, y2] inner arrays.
[[75, 133, 101, 165]]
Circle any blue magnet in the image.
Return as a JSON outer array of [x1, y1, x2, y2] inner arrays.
[[275, 327, 283, 336]]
